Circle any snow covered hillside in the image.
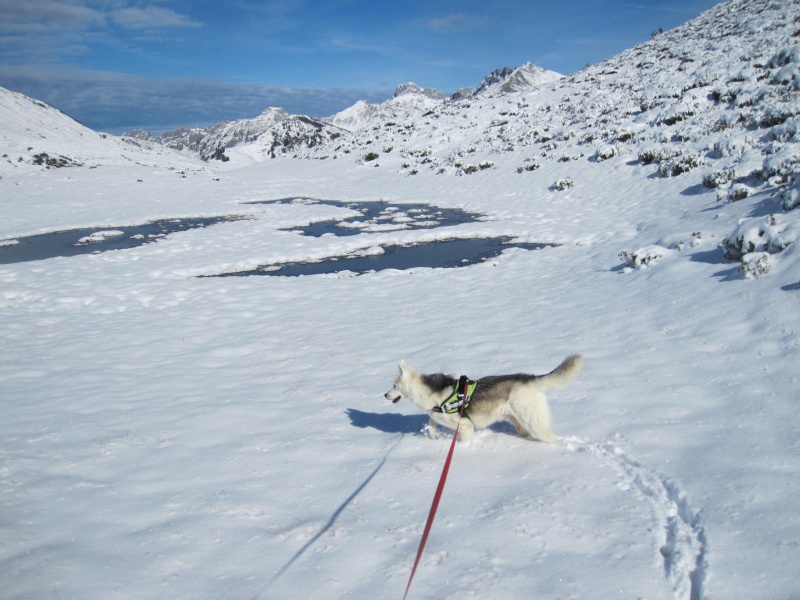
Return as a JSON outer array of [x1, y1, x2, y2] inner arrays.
[[1, 0, 799, 599], [0, 87, 203, 176]]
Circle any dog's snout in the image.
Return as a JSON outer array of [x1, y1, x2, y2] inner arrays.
[[384, 390, 402, 403]]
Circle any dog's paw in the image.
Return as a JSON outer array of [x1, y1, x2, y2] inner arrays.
[[422, 424, 439, 439]]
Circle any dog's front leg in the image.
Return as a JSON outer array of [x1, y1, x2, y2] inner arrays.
[[457, 419, 474, 443], [426, 417, 439, 439]]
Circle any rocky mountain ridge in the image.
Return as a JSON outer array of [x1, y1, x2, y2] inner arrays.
[[124, 107, 346, 161], [122, 62, 563, 156], [287, 0, 799, 193]]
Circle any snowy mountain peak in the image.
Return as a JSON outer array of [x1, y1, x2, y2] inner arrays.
[[327, 84, 446, 132], [499, 62, 564, 92], [258, 107, 290, 120], [451, 62, 563, 100], [325, 100, 377, 132], [393, 82, 446, 100], [475, 66, 515, 93], [473, 62, 563, 96]]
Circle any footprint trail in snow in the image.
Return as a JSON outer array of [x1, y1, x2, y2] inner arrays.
[[562, 436, 708, 600]]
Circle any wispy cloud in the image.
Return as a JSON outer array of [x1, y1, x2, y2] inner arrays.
[[0, 0, 104, 31], [0, 0, 201, 59], [329, 36, 397, 55], [619, 2, 694, 14], [419, 13, 489, 33], [0, 0, 200, 31], [111, 6, 202, 30]]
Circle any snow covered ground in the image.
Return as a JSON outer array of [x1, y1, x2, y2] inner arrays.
[[2, 151, 798, 599], [2, 0, 800, 598]]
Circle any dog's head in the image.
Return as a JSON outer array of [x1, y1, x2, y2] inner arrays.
[[384, 359, 414, 404]]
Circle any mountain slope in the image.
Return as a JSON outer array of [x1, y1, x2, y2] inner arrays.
[[0, 87, 203, 175], [297, 0, 798, 180]]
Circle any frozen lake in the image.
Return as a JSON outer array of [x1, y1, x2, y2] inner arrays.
[[0, 216, 246, 264], [215, 237, 555, 277]]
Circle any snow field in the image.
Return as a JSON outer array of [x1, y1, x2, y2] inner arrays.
[[1, 154, 799, 599]]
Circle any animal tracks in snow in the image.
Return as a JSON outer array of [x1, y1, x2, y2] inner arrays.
[[563, 435, 708, 600], [261, 430, 707, 599]]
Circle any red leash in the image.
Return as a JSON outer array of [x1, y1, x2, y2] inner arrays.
[[402, 377, 470, 600]]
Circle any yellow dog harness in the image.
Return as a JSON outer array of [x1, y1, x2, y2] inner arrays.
[[432, 375, 477, 414]]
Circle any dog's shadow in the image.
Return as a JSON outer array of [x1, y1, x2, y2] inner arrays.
[[346, 408, 428, 435], [346, 408, 521, 438]]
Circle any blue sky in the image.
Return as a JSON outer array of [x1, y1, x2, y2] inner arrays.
[[0, 0, 720, 134]]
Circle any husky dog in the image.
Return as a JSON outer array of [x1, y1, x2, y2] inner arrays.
[[384, 355, 583, 443]]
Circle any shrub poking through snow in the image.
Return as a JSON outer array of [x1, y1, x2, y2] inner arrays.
[[768, 44, 800, 91], [721, 214, 800, 259], [638, 145, 708, 176], [658, 152, 709, 177], [638, 145, 683, 165], [31, 152, 83, 168], [782, 182, 800, 211], [363, 152, 379, 162], [655, 104, 696, 126], [671, 231, 709, 251], [703, 168, 737, 189], [739, 252, 772, 279], [762, 145, 800, 183], [713, 137, 749, 159], [619, 245, 675, 270], [594, 146, 618, 162], [552, 178, 574, 190], [517, 162, 540, 173], [727, 183, 753, 202]]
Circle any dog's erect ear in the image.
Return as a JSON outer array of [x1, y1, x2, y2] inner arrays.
[[398, 359, 410, 373]]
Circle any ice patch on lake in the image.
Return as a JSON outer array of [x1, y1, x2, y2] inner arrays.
[[75, 230, 126, 245]]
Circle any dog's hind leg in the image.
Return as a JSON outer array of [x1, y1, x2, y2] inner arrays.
[[506, 414, 531, 438], [509, 390, 556, 443]]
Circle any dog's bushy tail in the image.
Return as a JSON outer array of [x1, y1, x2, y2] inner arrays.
[[538, 354, 583, 389]]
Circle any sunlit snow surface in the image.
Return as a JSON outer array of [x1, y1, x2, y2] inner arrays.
[[2, 153, 798, 599], [2, 1, 800, 598]]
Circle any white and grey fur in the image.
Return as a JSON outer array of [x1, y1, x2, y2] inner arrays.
[[384, 355, 583, 443]]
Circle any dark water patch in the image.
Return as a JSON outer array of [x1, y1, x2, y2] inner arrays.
[[214, 238, 556, 277], [0, 216, 247, 265], [245, 197, 485, 237]]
